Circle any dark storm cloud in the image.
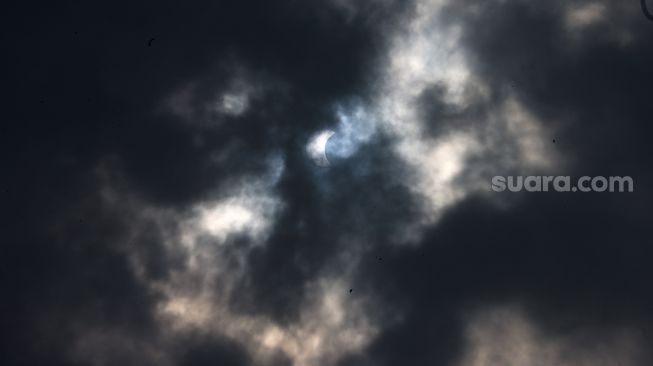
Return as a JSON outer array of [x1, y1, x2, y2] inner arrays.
[[4, 0, 653, 365], [2, 0, 411, 364], [1, 176, 162, 365], [347, 1, 653, 365], [4, 0, 407, 203], [357, 191, 653, 365], [233, 131, 420, 323]]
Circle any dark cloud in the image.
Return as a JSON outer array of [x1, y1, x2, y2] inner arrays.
[[3, 0, 653, 365], [353, 1, 653, 364], [178, 335, 251, 366], [234, 132, 419, 323]]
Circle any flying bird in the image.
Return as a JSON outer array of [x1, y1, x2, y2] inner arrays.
[[148, 37, 156, 47]]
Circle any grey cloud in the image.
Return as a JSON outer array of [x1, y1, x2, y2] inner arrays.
[[4, 1, 653, 366]]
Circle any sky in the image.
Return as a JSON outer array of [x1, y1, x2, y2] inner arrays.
[[3, 1, 653, 365]]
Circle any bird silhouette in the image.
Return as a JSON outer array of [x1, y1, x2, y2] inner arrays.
[[148, 38, 156, 47]]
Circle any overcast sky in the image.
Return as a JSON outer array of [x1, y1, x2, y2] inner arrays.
[[3, 1, 653, 365]]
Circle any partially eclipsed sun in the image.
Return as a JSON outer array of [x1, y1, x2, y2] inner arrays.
[[307, 130, 335, 167]]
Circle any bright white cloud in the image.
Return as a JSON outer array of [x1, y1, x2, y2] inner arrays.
[[373, 0, 556, 240], [566, 2, 606, 30], [159, 277, 376, 366], [218, 91, 250, 116], [115, 154, 379, 366]]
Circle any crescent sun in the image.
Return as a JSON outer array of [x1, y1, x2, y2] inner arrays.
[[307, 130, 335, 167]]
